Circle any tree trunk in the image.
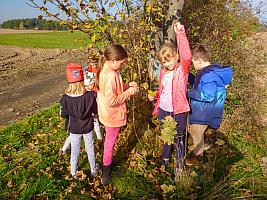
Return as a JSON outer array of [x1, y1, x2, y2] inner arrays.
[[164, 0, 184, 44], [150, 0, 184, 78]]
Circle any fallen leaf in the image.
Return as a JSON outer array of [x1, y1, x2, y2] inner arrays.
[[190, 171, 198, 177], [7, 180, 13, 188], [215, 139, 225, 146], [160, 184, 175, 193]]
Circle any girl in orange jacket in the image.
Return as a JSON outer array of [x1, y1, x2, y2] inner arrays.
[[96, 44, 139, 185]]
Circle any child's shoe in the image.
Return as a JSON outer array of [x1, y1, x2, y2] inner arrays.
[[188, 143, 212, 151], [196, 155, 204, 164], [102, 165, 112, 186], [185, 154, 204, 166], [90, 163, 100, 178], [157, 159, 169, 172]]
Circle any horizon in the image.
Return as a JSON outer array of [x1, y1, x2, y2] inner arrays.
[[0, 0, 266, 24]]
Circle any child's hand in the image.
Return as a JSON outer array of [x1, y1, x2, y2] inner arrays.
[[129, 81, 138, 87], [148, 94, 155, 101], [128, 85, 139, 95], [132, 86, 139, 94], [173, 21, 183, 33]]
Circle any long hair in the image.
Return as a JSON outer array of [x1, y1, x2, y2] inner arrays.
[[65, 81, 87, 95], [96, 44, 128, 90]]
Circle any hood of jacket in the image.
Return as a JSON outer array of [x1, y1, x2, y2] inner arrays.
[[199, 63, 233, 86]]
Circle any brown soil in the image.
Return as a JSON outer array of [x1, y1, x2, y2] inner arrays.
[[0, 29, 55, 34], [0, 45, 88, 126]]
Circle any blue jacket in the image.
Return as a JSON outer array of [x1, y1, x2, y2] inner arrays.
[[188, 64, 233, 128]]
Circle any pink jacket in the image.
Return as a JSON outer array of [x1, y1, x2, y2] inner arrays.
[[152, 26, 192, 115], [97, 65, 135, 127]]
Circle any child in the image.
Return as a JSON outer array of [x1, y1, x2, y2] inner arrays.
[[59, 63, 98, 178], [187, 45, 233, 164], [59, 63, 103, 155], [148, 22, 192, 177], [83, 64, 103, 146], [96, 44, 139, 185]]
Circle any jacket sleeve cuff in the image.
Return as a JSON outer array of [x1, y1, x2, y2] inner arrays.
[[176, 25, 185, 34]]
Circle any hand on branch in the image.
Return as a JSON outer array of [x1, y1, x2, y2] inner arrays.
[[173, 21, 183, 33]]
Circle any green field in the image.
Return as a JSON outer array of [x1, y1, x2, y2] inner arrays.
[[0, 31, 87, 49]]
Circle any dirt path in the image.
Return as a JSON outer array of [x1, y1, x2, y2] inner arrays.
[[0, 45, 88, 126], [0, 29, 55, 34]]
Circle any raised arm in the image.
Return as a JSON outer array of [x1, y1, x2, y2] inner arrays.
[[174, 22, 192, 74]]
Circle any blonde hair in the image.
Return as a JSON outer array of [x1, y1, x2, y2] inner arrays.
[[65, 82, 87, 95], [157, 43, 178, 63]]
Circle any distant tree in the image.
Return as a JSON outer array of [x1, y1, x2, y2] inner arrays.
[[0, 18, 68, 30]]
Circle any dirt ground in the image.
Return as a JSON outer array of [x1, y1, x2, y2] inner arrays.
[[0, 45, 88, 126], [0, 29, 55, 34]]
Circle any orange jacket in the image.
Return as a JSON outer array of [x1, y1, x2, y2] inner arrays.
[[97, 65, 135, 127]]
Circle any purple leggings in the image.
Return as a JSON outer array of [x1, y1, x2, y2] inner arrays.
[[103, 126, 121, 166]]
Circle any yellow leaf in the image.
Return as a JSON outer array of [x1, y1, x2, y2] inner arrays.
[[140, 82, 149, 90], [146, 4, 152, 13]]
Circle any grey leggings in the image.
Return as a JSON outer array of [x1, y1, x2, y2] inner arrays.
[[69, 132, 96, 176], [62, 117, 102, 153]]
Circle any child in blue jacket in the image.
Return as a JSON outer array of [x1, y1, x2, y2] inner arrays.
[[187, 45, 233, 164]]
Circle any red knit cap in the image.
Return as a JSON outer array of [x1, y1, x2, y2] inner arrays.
[[66, 63, 84, 83]]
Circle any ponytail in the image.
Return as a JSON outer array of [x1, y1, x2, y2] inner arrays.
[[96, 55, 105, 90], [96, 44, 128, 90]]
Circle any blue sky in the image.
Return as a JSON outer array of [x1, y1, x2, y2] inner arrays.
[[0, 0, 56, 24], [0, 0, 266, 24]]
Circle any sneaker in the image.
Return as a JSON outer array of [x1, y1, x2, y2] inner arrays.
[[196, 155, 204, 164], [188, 143, 212, 151], [102, 165, 112, 186], [157, 159, 169, 172], [185, 155, 204, 166], [110, 157, 121, 169], [204, 143, 212, 151]]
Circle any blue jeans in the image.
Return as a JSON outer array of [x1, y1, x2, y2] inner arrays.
[[158, 107, 186, 169]]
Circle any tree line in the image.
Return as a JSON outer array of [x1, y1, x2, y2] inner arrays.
[[0, 18, 68, 30]]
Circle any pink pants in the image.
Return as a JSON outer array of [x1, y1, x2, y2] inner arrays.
[[103, 126, 121, 166]]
